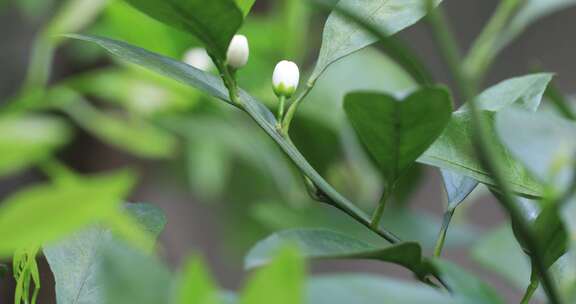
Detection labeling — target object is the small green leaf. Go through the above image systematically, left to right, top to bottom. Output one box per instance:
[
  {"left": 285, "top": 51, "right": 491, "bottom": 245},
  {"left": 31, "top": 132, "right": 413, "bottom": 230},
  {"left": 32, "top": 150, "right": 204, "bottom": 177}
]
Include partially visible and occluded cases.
[
  {"left": 122, "top": 0, "right": 243, "bottom": 59},
  {"left": 311, "top": 0, "right": 442, "bottom": 80},
  {"left": 344, "top": 88, "right": 452, "bottom": 187},
  {"left": 0, "top": 114, "right": 72, "bottom": 177},
  {"left": 0, "top": 170, "right": 135, "bottom": 258},
  {"left": 43, "top": 203, "right": 166, "bottom": 304},
  {"left": 533, "top": 206, "right": 568, "bottom": 269},
  {"left": 246, "top": 229, "right": 426, "bottom": 276},
  {"left": 240, "top": 246, "right": 305, "bottom": 304},
  {"left": 176, "top": 256, "right": 221, "bottom": 304},
  {"left": 428, "top": 259, "right": 505, "bottom": 304},
  {"left": 307, "top": 274, "right": 459, "bottom": 304}
]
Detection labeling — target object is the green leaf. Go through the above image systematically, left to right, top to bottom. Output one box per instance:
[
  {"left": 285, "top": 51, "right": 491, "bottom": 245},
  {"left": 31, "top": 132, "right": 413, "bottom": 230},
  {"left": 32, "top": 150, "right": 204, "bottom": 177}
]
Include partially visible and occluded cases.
[
  {"left": 122, "top": 0, "right": 243, "bottom": 59},
  {"left": 311, "top": 0, "right": 442, "bottom": 81},
  {"left": 432, "top": 74, "right": 553, "bottom": 200},
  {"left": 344, "top": 88, "right": 452, "bottom": 187},
  {"left": 61, "top": 97, "right": 178, "bottom": 159},
  {"left": 496, "top": 107, "right": 576, "bottom": 191},
  {"left": 420, "top": 110, "right": 543, "bottom": 197},
  {"left": 0, "top": 114, "right": 72, "bottom": 177},
  {"left": 0, "top": 170, "right": 135, "bottom": 258},
  {"left": 43, "top": 203, "right": 166, "bottom": 304},
  {"left": 246, "top": 229, "right": 426, "bottom": 276},
  {"left": 97, "top": 241, "right": 172, "bottom": 304},
  {"left": 240, "top": 246, "right": 305, "bottom": 304},
  {"left": 176, "top": 256, "right": 221, "bottom": 304},
  {"left": 428, "top": 259, "right": 505, "bottom": 304},
  {"left": 307, "top": 274, "right": 459, "bottom": 304}
]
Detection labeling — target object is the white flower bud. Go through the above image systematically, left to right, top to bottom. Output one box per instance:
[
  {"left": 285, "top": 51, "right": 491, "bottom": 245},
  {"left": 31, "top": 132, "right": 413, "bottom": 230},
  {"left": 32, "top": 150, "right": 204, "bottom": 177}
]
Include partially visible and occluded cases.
[
  {"left": 226, "top": 35, "right": 249, "bottom": 69},
  {"left": 183, "top": 48, "right": 213, "bottom": 71},
  {"left": 273, "top": 60, "right": 300, "bottom": 98}
]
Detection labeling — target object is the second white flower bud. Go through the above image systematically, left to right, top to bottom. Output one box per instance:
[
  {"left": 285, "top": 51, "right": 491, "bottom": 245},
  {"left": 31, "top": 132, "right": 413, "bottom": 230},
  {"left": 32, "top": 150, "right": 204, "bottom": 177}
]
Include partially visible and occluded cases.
[
  {"left": 226, "top": 35, "right": 249, "bottom": 69},
  {"left": 272, "top": 60, "right": 300, "bottom": 98}
]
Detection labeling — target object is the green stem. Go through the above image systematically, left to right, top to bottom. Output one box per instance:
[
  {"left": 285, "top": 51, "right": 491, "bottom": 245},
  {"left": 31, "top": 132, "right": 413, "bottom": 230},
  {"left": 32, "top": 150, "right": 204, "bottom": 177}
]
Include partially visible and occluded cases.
[
  {"left": 426, "top": 0, "right": 475, "bottom": 101},
  {"left": 463, "top": 0, "right": 523, "bottom": 85},
  {"left": 427, "top": 2, "right": 561, "bottom": 302},
  {"left": 219, "top": 65, "right": 400, "bottom": 244},
  {"left": 282, "top": 78, "right": 316, "bottom": 134},
  {"left": 545, "top": 81, "right": 576, "bottom": 121},
  {"left": 277, "top": 95, "right": 287, "bottom": 128},
  {"left": 371, "top": 186, "right": 392, "bottom": 229},
  {"left": 433, "top": 209, "right": 455, "bottom": 257},
  {"left": 520, "top": 269, "right": 540, "bottom": 304}
]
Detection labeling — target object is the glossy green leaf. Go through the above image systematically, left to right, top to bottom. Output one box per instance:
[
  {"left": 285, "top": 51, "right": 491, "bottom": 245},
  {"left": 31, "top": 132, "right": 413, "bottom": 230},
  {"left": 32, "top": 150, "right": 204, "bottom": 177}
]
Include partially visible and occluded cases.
[
  {"left": 122, "top": 0, "right": 243, "bottom": 58},
  {"left": 311, "top": 0, "right": 442, "bottom": 80},
  {"left": 69, "top": 34, "right": 393, "bottom": 240},
  {"left": 432, "top": 74, "right": 553, "bottom": 200},
  {"left": 344, "top": 88, "right": 452, "bottom": 187},
  {"left": 62, "top": 98, "right": 178, "bottom": 159},
  {"left": 496, "top": 107, "right": 576, "bottom": 191},
  {"left": 420, "top": 110, "right": 543, "bottom": 197},
  {"left": 0, "top": 114, "right": 72, "bottom": 177},
  {"left": 0, "top": 170, "right": 135, "bottom": 258},
  {"left": 43, "top": 203, "right": 166, "bottom": 304},
  {"left": 246, "top": 229, "right": 426, "bottom": 276},
  {"left": 97, "top": 241, "right": 172, "bottom": 304},
  {"left": 240, "top": 246, "right": 305, "bottom": 304},
  {"left": 176, "top": 256, "right": 221, "bottom": 304},
  {"left": 429, "top": 259, "right": 505, "bottom": 304},
  {"left": 307, "top": 274, "right": 459, "bottom": 304}
]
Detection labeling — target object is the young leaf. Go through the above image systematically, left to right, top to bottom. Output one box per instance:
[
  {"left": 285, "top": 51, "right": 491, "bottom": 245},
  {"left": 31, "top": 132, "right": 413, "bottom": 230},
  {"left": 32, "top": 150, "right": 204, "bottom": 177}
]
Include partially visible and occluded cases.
[
  {"left": 121, "top": 0, "right": 244, "bottom": 59},
  {"left": 311, "top": 0, "right": 442, "bottom": 80},
  {"left": 344, "top": 88, "right": 452, "bottom": 188},
  {"left": 0, "top": 114, "right": 71, "bottom": 177},
  {"left": 0, "top": 170, "right": 135, "bottom": 258},
  {"left": 43, "top": 203, "right": 166, "bottom": 304},
  {"left": 533, "top": 206, "right": 568, "bottom": 269},
  {"left": 246, "top": 229, "right": 426, "bottom": 276},
  {"left": 240, "top": 246, "right": 305, "bottom": 304},
  {"left": 176, "top": 256, "right": 222, "bottom": 304},
  {"left": 307, "top": 274, "right": 458, "bottom": 304}
]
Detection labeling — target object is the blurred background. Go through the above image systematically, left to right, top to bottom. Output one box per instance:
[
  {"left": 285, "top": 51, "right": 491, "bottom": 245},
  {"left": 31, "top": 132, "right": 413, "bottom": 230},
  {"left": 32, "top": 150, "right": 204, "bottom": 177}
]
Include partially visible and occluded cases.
[{"left": 0, "top": 0, "right": 574, "bottom": 303}]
